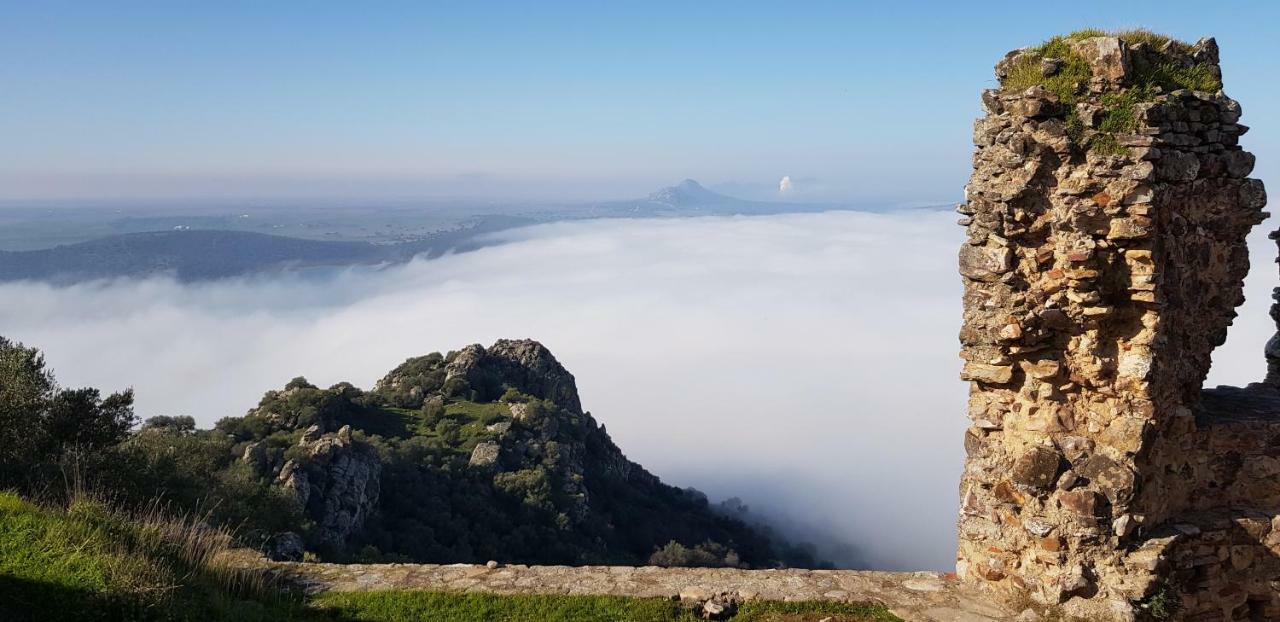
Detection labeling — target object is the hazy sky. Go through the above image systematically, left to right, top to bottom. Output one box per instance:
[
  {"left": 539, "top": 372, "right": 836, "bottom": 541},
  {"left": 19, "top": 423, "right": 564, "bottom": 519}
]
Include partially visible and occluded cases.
[
  {"left": 2, "top": 1, "right": 1277, "bottom": 202},
  {"left": 1, "top": 211, "right": 1276, "bottom": 569}
]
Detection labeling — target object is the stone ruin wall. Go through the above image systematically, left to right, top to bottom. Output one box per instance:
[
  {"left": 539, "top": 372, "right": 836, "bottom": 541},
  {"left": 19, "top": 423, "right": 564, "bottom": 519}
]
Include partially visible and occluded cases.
[{"left": 957, "top": 34, "right": 1272, "bottom": 621}]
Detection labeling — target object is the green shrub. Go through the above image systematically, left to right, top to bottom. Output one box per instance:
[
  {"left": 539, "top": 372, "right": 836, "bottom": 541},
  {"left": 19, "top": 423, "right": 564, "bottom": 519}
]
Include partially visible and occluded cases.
[
  {"left": 999, "top": 29, "right": 1221, "bottom": 154},
  {"left": 0, "top": 337, "right": 137, "bottom": 490},
  {"left": 647, "top": 539, "right": 743, "bottom": 568}
]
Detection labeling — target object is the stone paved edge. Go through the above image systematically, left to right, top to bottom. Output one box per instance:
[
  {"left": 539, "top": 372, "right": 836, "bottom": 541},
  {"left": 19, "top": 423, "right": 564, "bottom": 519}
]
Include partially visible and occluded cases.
[{"left": 223, "top": 555, "right": 1016, "bottom": 622}]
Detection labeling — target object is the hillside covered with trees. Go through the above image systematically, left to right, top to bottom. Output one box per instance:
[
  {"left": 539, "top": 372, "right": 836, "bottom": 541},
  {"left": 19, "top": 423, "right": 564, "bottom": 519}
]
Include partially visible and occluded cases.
[{"left": 0, "top": 336, "right": 822, "bottom": 570}]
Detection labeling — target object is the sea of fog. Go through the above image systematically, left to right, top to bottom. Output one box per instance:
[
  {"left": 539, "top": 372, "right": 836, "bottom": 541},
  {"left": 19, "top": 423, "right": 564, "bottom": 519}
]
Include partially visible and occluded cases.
[{"left": 1, "top": 210, "right": 1275, "bottom": 571}]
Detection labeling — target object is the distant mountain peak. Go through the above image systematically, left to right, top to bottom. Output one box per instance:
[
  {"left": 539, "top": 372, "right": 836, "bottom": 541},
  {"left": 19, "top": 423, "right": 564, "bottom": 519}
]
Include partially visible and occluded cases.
[{"left": 646, "top": 179, "right": 731, "bottom": 206}]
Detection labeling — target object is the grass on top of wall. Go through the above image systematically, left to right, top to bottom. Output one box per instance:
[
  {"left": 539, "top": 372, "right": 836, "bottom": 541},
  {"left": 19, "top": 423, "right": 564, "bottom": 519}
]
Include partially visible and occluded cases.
[
  {"left": 999, "top": 28, "right": 1221, "bottom": 155},
  {"left": 311, "top": 590, "right": 903, "bottom": 622}
]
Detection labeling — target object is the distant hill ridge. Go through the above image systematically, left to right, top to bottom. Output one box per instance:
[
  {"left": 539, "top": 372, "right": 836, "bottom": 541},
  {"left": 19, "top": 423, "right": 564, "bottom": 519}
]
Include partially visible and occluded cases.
[
  {"left": 646, "top": 179, "right": 736, "bottom": 206},
  {"left": 0, "top": 181, "right": 894, "bottom": 283},
  {"left": 0, "top": 217, "right": 526, "bottom": 283}
]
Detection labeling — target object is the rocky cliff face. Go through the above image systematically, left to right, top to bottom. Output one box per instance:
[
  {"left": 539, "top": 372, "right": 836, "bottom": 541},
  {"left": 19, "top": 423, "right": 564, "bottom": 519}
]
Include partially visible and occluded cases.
[
  {"left": 225, "top": 339, "right": 792, "bottom": 568},
  {"left": 442, "top": 339, "right": 584, "bottom": 414},
  {"left": 274, "top": 425, "right": 381, "bottom": 550}
]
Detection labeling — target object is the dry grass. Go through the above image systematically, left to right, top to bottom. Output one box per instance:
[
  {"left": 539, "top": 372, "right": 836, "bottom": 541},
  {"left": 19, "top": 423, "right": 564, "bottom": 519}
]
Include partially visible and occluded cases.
[{"left": 0, "top": 488, "right": 287, "bottom": 620}]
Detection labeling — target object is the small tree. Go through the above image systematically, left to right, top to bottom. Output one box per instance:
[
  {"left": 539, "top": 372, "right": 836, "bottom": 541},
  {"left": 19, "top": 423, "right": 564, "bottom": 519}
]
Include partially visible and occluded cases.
[
  {"left": 0, "top": 336, "right": 137, "bottom": 489},
  {"left": 0, "top": 337, "right": 55, "bottom": 476},
  {"left": 140, "top": 415, "right": 197, "bottom": 436}
]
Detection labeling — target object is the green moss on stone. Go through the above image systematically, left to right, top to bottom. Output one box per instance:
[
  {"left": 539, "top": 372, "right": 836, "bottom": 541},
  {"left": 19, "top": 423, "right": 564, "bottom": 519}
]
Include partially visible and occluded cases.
[{"left": 999, "top": 29, "right": 1221, "bottom": 155}]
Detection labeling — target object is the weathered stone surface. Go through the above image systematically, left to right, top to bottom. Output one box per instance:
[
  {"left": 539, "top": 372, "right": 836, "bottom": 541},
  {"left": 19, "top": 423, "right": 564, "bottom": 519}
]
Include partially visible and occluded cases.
[
  {"left": 958, "top": 32, "right": 1270, "bottom": 622},
  {"left": 1070, "top": 36, "right": 1129, "bottom": 82},
  {"left": 959, "top": 245, "right": 1013, "bottom": 282},
  {"left": 445, "top": 339, "right": 583, "bottom": 413},
  {"left": 960, "top": 362, "right": 1014, "bottom": 384},
  {"left": 276, "top": 424, "right": 381, "bottom": 548},
  {"left": 242, "top": 441, "right": 270, "bottom": 475},
  {"left": 469, "top": 441, "right": 501, "bottom": 468},
  {"left": 1010, "top": 446, "right": 1062, "bottom": 492},
  {"left": 1057, "top": 489, "right": 1100, "bottom": 518},
  {"left": 265, "top": 531, "right": 306, "bottom": 562},
  {"left": 225, "top": 556, "right": 1016, "bottom": 622}
]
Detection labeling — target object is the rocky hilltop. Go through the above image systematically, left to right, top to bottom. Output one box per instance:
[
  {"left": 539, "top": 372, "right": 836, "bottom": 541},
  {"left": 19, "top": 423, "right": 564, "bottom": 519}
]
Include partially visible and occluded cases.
[{"left": 217, "top": 339, "right": 813, "bottom": 568}]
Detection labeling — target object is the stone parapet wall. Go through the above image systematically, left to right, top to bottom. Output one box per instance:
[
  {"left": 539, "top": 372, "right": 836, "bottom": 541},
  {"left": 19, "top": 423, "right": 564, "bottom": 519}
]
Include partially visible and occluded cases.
[
  {"left": 957, "top": 32, "right": 1269, "bottom": 621},
  {"left": 237, "top": 559, "right": 1013, "bottom": 622}
]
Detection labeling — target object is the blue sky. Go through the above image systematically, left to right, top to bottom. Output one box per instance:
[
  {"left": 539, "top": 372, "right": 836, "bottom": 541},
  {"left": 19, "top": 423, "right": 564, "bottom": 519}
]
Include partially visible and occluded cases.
[{"left": 1, "top": 1, "right": 1276, "bottom": 203}]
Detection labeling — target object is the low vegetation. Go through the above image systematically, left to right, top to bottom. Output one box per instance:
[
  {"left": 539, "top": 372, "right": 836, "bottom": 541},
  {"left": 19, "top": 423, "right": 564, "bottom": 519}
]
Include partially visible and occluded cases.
[
  {"left": 999, "top": 28, "right": 1221, "bottom": 155},
  {"left": 0, "top": 335, "right": 844, "bottom": 619},
  {"left": 0, "top": 491, "right": 298, "bottom": 622},
  {"left": 0, "top": 493, "right": 894, "bottom": 621},
  {"left": 313, "top": 592, "right": 900, "bottom": 621}
]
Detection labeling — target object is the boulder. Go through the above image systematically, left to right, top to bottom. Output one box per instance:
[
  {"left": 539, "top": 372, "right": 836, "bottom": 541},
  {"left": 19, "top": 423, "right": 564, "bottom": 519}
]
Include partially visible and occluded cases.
[
  {"left": 1070, "top": 36, "right": 1129, "bottom": 82},
  {"left": 242, "top": 441, "right": 269, "bottom": 475},
  {"left": 470, "top": 441, "right": 501, "bottom": 468},
  {"left": 265, "top": 531, "right": 306, "bottom": 562}
]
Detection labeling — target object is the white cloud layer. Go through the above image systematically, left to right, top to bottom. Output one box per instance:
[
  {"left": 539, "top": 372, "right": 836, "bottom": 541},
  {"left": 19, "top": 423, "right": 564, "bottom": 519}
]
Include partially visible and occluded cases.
[{"left": 1, "top": 210, "right": 1275, "bottom": 571}]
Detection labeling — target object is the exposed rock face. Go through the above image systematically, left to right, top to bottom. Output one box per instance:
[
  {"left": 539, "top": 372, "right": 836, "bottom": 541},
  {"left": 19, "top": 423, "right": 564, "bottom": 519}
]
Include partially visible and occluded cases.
[
  {"left": 959, "top": 33, "right": 1271, "bottom": 620},
  {"left": 231, "top": 338, "right": 785, "bottom": 567},
  {"left": 444, "top": 339, "right": 584, "bottom": 413},
  {"left": 276, "top": 425, "right": 382, "bottom": 550},
  {"left": 468, "top": 441, "right": 501, "bottom": 468},
  {"left": 265, "top": 531, "right": 306, "bottom": 562}
]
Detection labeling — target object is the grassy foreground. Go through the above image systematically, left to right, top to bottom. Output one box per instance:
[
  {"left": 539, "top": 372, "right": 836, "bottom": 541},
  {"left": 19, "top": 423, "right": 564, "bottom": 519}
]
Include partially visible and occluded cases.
[
  {"left": 0, "top": 491, "right": 899, "bottom": 621},
  {"left": 312, "top": 592, "right": 901, "bottom": 621}
]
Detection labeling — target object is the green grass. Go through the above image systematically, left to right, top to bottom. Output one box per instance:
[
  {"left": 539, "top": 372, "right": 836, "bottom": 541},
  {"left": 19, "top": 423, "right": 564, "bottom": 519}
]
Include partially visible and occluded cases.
[
  {"left": 998, "top": 28, "right": 1221, "bottom": 155},
  {"left": 1063, "top": 28, "right": 1189, "bottom": 52},
  {"left": 999, "top": 35, "right": 1091, "bottom": 102},
  {"left": 1138, "top": 60, "right": 1220, "bottom": 92},
  {"left": 337, "top": 400, "right": 510, "bottom": 448},
  {"left": 444, "top": 400, "right": 513, "bottom": 425},
  {"left": 337, "top": 406, "right": 420, "bottom": 439},
  {"left": 0, "top": 491, "right": 304, "bottom": 621},
  {"left": 1, "top": 491, "right": 900, "bottom": 621},
  {"left": 312, "top": 591, "right": 901, "bottom": 622},
  {"left": 313, "top": 592, "right": 691, "bottom": 621},
  {"left": 734, "top": 600, "right": 902, "bottom": 621}
]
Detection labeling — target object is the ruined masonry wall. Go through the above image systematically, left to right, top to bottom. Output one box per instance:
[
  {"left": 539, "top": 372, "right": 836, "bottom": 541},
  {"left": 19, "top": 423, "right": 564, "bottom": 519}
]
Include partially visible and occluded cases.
[{"left": 957, "top": 34, "right": 1269, "bottom": 621}]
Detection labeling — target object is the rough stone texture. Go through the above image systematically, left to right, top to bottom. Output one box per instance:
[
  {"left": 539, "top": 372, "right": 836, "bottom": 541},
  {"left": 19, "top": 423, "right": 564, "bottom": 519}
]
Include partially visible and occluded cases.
[
  {"left": 958, "top": 35, "right": 1270, "bottom": 620},
  {"left": 445, "top": 339, "right": 584, "bottom": 413},
  {"left": 276, "top": 424, "right": 382, "bottom": 549},
  {"left": 468, "top": 441, "right": 501, "bottom": 468},
  {"left": 265, "top": 531, "right": 306, "bottom": 562},
  {"left": 235, "top": 558, "right": 1014, "bottom": 622}
]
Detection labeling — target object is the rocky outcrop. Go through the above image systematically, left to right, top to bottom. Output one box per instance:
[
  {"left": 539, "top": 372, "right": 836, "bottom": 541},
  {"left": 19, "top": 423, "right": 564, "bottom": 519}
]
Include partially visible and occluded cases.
[
  {"left": 959, "top": 31, "right": 1270, "bottom": 620},
  {"left": 224, "top": 338, "right": 784, "bottom": 568},
  {"left": 444, "top": 339, "right": 584, "bottom": 413},
  {"left": 275, "top": 425, "right": 381, "bottom": 550}
]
